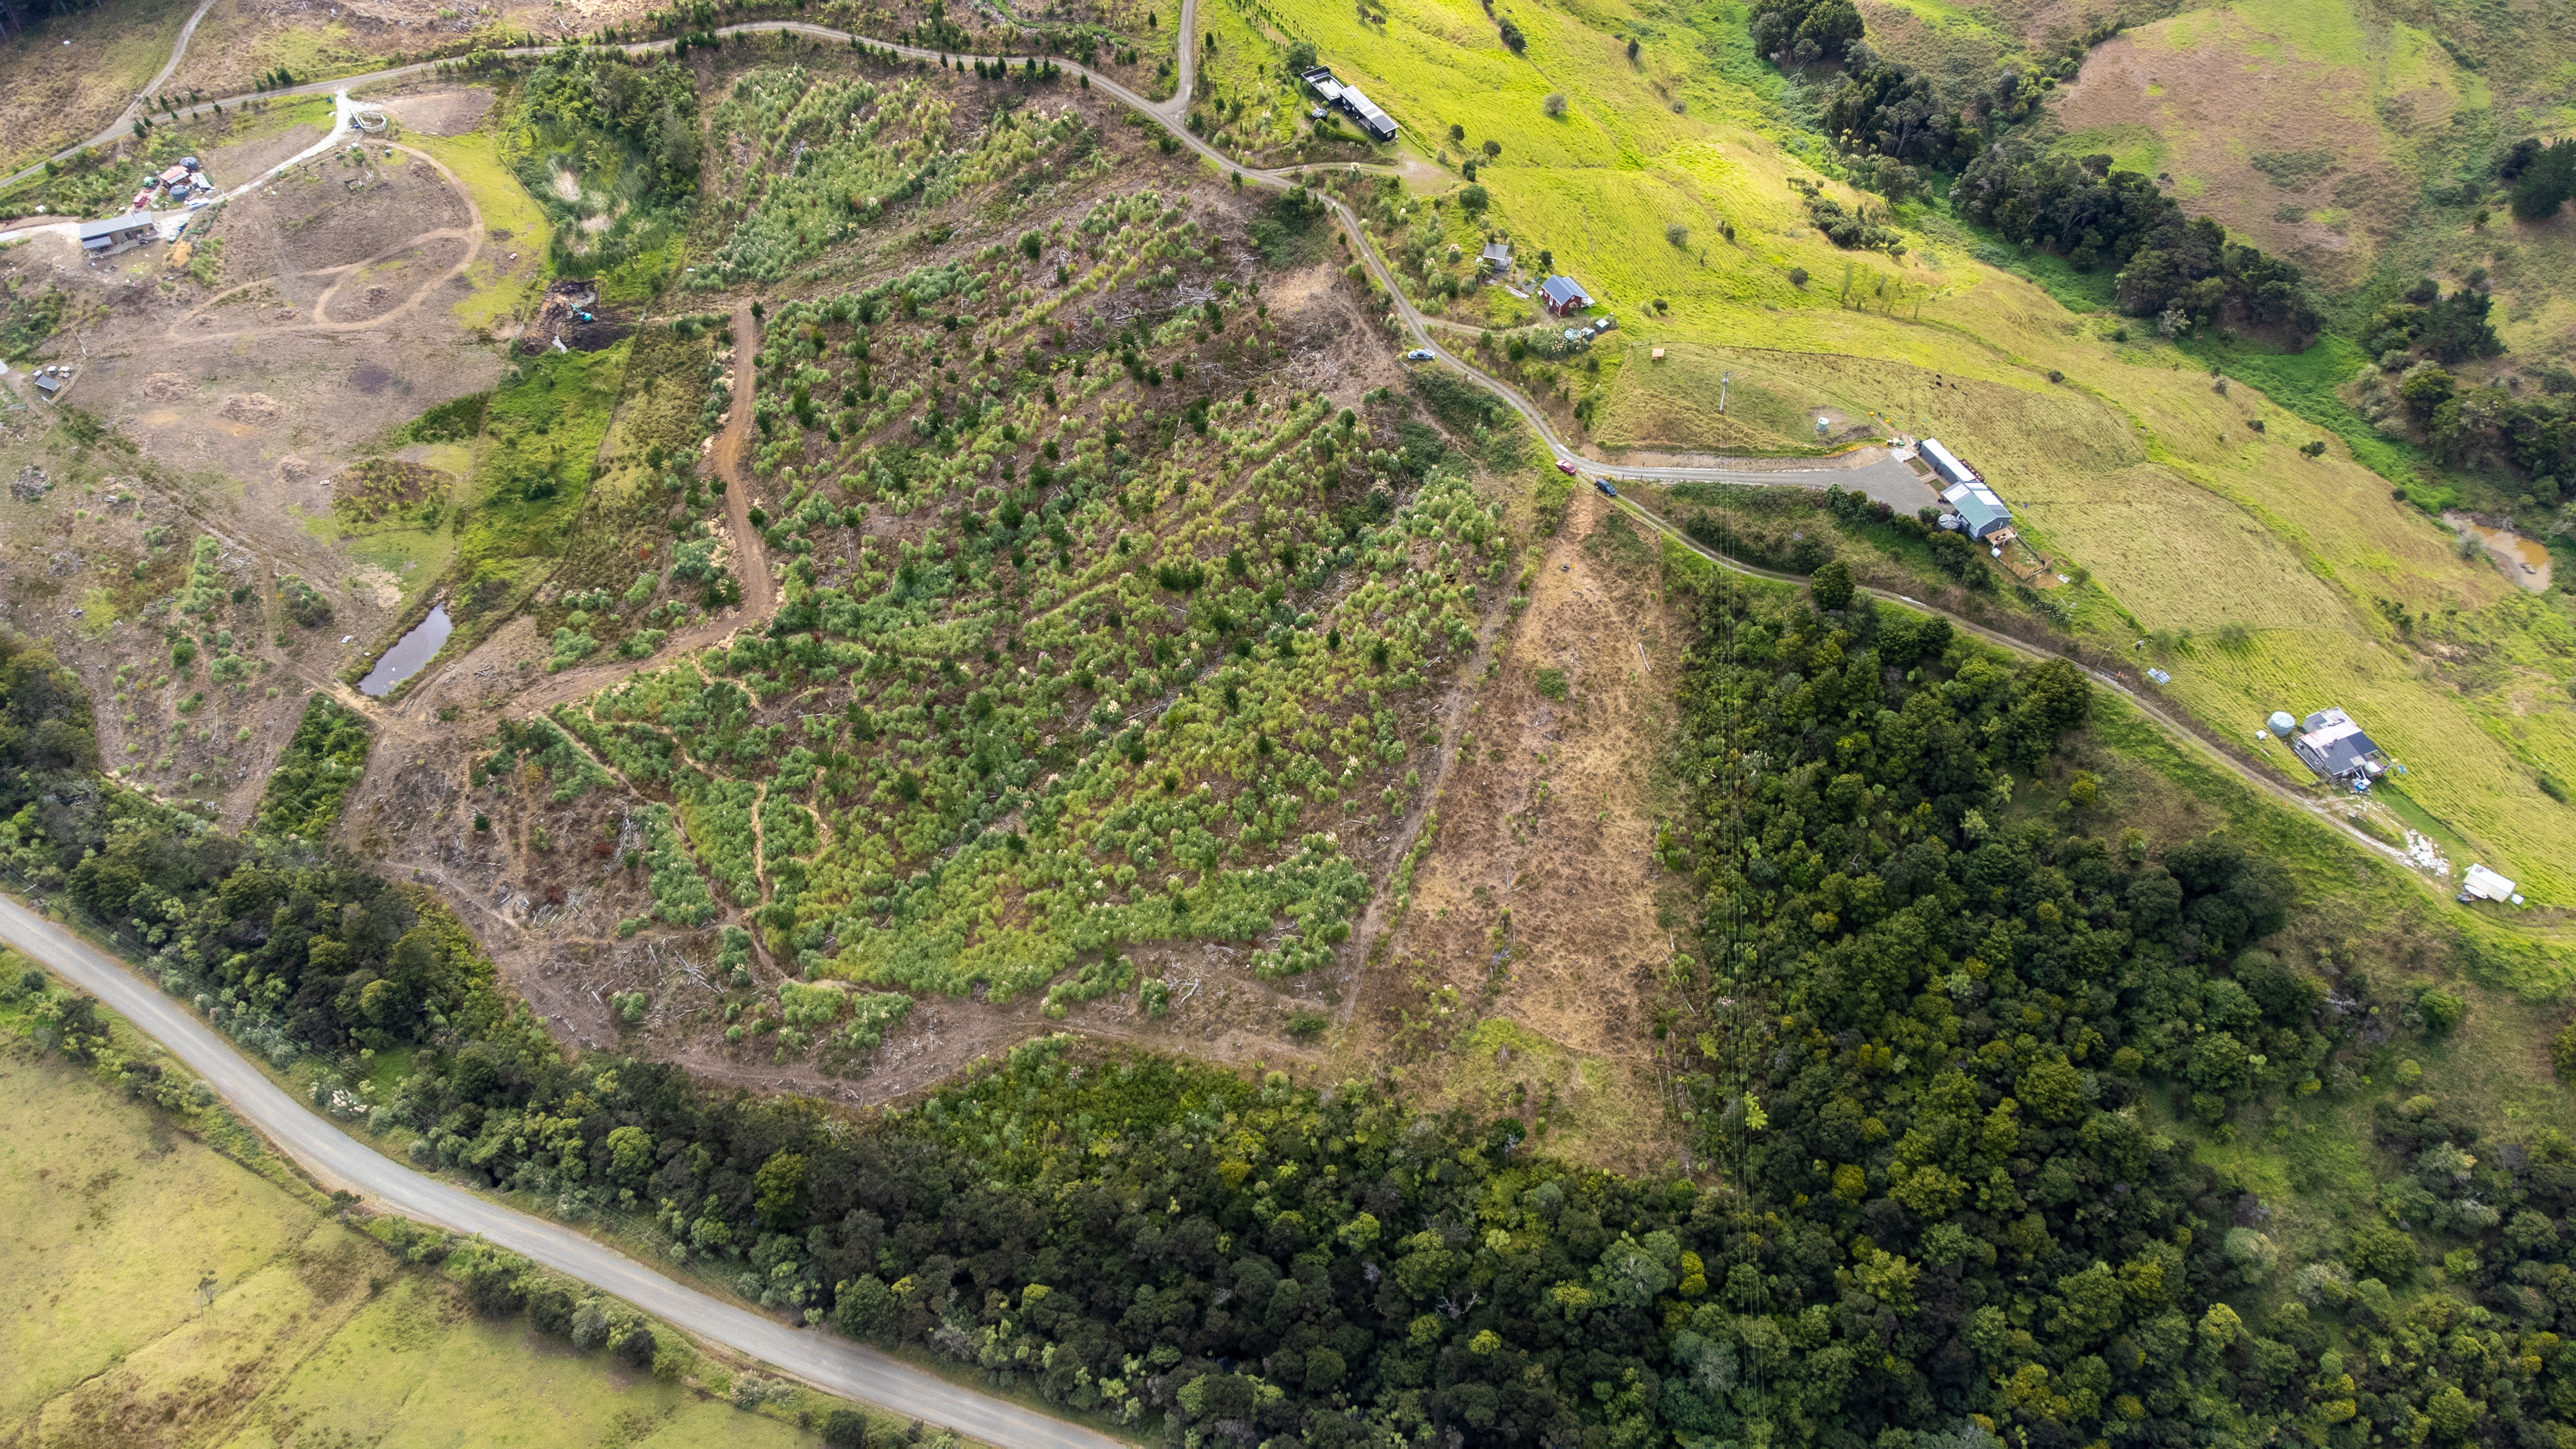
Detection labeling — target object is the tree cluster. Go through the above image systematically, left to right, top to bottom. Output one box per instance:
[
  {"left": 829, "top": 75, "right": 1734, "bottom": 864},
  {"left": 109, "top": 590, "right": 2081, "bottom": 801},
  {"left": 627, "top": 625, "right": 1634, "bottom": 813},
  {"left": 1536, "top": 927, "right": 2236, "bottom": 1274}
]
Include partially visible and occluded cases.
[
  {"left": 1749, "top": 0, "right": 1864, "bottom": 65},
  {"left": 1820, "top": 48, "right": 1982, "bottom": 174},
  {"left": 2503, "top": 138, "right": 2576, "bottom": 224},
  {"left": 1956, "top": 143, "right": 2318, "bottom": 337},
  {"left": 2361, "top": 276, "right": 2503, "bottom": 368},
  {"left": 2374, "top": 361, "right": 2576, "bottom": 489},
  {"left": 1667, "top": 585, "right": 2576, "bottom": 1448},
  {"left": 1, "top": 630, "right": 498, "bottom": 1064},
  {"left": 252, "top": 694, "right": 374, "bottom": 839},
  {"left": 380, "top": 1030, "right": 1738, "bottom": 1446}
]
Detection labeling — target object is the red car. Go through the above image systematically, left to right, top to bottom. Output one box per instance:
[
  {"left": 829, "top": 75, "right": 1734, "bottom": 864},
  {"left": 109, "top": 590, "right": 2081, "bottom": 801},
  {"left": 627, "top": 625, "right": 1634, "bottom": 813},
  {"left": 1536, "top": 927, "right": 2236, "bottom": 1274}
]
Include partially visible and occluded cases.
[{"left": 1555, "top": 460, "right": 1578, "bottom": 477}]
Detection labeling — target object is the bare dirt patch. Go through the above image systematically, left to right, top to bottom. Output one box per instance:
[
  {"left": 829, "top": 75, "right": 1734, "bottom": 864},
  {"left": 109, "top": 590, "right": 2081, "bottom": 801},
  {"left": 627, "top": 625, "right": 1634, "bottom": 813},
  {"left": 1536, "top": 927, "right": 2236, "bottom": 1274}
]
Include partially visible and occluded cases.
[
  {"left": 2052, "top": 19, "right": 2433, "bottom": 289},
  {"left": 381, "top": 88, "right": 496, "bottom": 137},
  {"left": 203, "top": 123, "right": 331, "bottom": 190},
  {"left": 317, "top": 237, "right": 469, "bottom": 323},
  {"left": 218, "top": 392, "right": 285, "bottom": 425},
  {"left": 1349, "top": 489, "right": 1696, "bottom": 1176}
]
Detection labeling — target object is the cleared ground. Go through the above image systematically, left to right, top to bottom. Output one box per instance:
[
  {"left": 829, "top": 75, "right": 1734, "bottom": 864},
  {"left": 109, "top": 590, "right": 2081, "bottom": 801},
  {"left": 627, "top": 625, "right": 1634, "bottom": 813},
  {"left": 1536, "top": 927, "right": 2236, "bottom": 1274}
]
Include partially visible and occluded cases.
[{"left": 1347, "top": 486, "right": 1696, "bottom": 1176}]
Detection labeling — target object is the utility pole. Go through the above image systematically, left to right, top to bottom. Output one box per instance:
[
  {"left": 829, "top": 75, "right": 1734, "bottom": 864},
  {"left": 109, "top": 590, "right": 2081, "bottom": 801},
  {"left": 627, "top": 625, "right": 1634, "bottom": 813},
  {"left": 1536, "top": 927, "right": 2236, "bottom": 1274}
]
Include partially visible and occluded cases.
[{"left": 1719, "top": 372, "right": 1728, "bottom": 415}]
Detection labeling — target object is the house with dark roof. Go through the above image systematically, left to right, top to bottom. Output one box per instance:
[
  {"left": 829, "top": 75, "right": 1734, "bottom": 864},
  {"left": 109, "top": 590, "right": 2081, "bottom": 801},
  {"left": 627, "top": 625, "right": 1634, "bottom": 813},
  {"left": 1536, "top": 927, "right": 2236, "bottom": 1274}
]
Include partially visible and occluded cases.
[
  {"left": 1298, "top": 68, "right": 1398, "bottom": 142},
  {"left": 1538, "top": 275, "right": 1591, "bottom": 316},
  {"left": 2289, "top": 708, "right": 2390, "bottom": 786}
]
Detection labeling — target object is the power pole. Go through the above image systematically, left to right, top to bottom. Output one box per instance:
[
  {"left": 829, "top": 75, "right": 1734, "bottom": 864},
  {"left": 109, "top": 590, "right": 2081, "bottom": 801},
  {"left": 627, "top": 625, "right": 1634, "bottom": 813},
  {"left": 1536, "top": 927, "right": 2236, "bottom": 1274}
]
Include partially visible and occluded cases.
[{"left": 1719, "top": 372, "right": 1728, "bottom": 415}]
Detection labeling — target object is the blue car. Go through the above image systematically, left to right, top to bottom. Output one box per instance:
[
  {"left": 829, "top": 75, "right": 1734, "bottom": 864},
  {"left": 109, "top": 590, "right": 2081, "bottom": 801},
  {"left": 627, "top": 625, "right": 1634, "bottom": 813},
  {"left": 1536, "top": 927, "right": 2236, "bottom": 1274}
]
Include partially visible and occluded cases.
[
  {"left": 1403, "top": 348, "right": 1435, "bottom": 362},
  {"left": 1594, "top": 479, "right": 1618, "bottom": 498}
]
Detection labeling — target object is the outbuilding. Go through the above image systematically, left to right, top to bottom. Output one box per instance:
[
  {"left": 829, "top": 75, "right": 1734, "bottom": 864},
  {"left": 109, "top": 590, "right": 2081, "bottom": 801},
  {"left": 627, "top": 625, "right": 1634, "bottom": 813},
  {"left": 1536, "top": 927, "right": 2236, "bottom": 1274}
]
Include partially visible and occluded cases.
[
  {"left": 78, "top": 213, "right": 157, "bottom": 254},
  {"left": 1479, "top": 240, "right": 1512, "bottom": 272},
  {"left": 1538, "top": 274, "right": 1591, "bottom": 316},
  {"left": 1918, "top": 437, "right": 1980, "bottom": 489},
  {"left": 2459, "top": 863, "right": 2517, "bottom": 904}
]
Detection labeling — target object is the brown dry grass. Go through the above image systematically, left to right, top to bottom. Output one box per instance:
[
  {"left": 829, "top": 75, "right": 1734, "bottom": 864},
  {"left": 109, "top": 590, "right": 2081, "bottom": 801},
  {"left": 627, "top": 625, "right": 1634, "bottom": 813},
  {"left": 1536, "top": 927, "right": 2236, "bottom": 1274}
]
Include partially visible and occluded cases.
[
  {"left": 0, "top": 0, "right": 199, "bottom": 176},
  {"left": 2049, "top": 10, "right": 2445, "bottom": 290},
  {"left": 1348, "top": 486, "right": 1696, "bottom": 1177}
]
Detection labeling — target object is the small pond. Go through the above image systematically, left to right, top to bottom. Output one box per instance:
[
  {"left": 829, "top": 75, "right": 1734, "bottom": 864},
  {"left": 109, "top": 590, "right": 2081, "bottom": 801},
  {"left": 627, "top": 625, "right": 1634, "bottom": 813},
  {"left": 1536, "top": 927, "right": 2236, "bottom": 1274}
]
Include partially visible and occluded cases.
[
  {"left": 2445, "top": 512, "right": 2553, "bottom": 593},
  {"left": 357, "top": 605, "right": 451, "bottom": 697}
]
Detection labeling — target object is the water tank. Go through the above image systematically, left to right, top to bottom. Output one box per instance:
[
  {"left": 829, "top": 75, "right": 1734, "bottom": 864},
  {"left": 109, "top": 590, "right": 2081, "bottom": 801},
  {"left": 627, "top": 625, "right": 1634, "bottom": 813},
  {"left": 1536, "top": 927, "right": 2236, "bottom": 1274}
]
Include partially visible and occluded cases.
[{"left": 2268, "top": 711, "right": 2296, "bottom": 738}]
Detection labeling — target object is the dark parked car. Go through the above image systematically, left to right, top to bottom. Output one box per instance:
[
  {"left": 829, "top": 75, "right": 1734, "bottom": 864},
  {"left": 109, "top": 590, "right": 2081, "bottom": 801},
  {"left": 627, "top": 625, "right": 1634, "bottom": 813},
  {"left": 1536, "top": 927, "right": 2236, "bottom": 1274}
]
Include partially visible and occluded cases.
[{"left": 1594, "top": 479, "right": 1618, "bottom": 497}]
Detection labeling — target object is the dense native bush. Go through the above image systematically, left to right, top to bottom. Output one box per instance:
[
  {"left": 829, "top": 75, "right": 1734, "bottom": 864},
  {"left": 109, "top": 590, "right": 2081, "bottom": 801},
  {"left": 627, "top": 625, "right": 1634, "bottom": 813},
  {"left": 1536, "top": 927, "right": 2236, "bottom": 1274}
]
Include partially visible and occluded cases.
[
  {"left": 1748, "top": 0, "right": 1863, "bottom": 64},
  {"left": 1793, "top": 8, "right": 2311, "bottom": 338},
  {"left": 1819, "top": 48, "right": 1978, "bottom": 173},
  {"left": 2360, "top": 278, "right": 2504, "bottom": 366},
  {"left": 1666, "top": 585, "right": 2576, "bottom": 1447},
  {"left": 2, "top": 631, "right": 500, "bottom": 1063},
  {"left": 388, "top": 1031, "right": 1732, "bottom": 1446}
]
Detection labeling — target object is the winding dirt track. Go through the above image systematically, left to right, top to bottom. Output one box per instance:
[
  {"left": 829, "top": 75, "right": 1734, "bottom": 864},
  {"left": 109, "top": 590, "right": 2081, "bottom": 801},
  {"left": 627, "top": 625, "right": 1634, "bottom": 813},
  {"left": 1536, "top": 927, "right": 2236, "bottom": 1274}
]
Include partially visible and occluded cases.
[
  {"left": 0, "top": 11, "right": 2528, "bottom": 1442},
  {"left": 62, "top": 15, "right": 2442, "bottom": 998},
  {"left": 166, "top": 139, "right": 485, "bottom": 344},
  {"left": 716, "top": 306, "right": 776, "bottom": 618},
  {"left": 0, "top": 893, "right": 1128, "bottom": 1449}
]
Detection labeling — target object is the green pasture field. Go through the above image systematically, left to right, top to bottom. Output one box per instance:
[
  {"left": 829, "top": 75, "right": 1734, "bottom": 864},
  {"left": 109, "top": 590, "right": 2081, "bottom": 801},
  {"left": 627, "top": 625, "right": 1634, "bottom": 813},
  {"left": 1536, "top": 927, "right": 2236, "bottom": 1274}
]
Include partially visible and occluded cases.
[
  {"left": 1251, "top": 0, "right": 2576, "bottom": 906},
  {"left": 405, "top": 129, "right": 554, "bottom": 332},
  {"left": 452, "top": 343, "right": 631, "bottom": 606},
  {"left": 0, "top": 961, "right": 902, "bottom": 1448},
  {"left": 0, "top": 1038, "right": 318, "bottom": 1423}
]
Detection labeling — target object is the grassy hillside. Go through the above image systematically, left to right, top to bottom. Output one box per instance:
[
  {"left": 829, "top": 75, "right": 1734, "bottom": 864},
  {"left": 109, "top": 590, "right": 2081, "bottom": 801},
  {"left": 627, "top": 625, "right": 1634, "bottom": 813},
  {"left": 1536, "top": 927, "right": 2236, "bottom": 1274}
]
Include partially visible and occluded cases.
[
  {"left": 1244, "top": 0, "right": 2576, "bottom": 908},
  {"left": 1859, "top": 0, "right": 2576, "bottom": 337},
  {"left": 0, "top": 960, "right": 900, "bottom": 1449}
]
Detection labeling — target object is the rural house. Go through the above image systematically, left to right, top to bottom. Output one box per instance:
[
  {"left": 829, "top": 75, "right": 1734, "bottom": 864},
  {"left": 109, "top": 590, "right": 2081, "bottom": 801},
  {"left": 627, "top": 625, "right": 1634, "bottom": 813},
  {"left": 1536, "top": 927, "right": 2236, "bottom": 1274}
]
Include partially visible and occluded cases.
[
  {"left": 1298, "top": 68, "right": 1399, "bottom": 142},
  {"left": 78, "top": 214, "right": 158, "bottom": 254},
  {"left": 1479, "top": 240, "right": 1512, "bottom": 272},
  {"left": 1539, "top": 275, "right": 1591, "bottom": 316},
  {"left": 1940, "top": 479, "right": 2014, "bottom": 540},
  {"left": 2288, "top": 707, "right": 2390, "bottom": 788}
]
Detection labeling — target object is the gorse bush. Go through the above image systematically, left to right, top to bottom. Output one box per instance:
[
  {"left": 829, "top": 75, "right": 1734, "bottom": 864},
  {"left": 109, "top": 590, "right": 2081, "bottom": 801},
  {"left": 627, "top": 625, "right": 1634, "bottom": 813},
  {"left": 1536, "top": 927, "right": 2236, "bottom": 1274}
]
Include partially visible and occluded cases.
[
  {"left": 519, "top": 223, "right": 1513, "bottom": 1027},
  {"left": 253, "top": 694, "right": 371, "bottom": 838}
]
